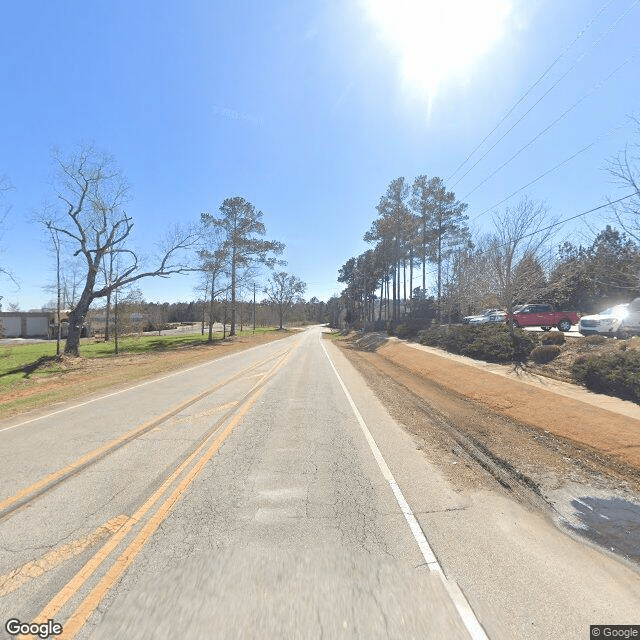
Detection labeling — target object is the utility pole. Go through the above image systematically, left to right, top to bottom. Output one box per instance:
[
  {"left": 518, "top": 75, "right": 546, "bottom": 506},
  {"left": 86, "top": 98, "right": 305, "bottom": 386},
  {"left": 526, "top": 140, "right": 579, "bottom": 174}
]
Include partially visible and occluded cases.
[
  {"left": 47, "top": 226, "right": 62, "bottom": 355},
  {"left": 55, "top": 232, "right": 61, "bottom": 355},
  {"left": 363, "top": 271, "right": 367, "bottom": 334},
  {"left": 253, "top": 283, "right": 256, "bottom": 334},
  {"left": 114, "top": 286, "right": 119, "bottom": 355},
  {"left": 223, "top": 297, "right": 227, "bottom": 339}
]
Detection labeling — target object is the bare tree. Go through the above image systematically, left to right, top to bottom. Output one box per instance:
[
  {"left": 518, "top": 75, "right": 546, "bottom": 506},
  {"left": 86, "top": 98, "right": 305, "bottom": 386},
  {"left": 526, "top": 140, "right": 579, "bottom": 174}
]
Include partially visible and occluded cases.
[
  {"left": 607, "top": 118, "right": 640, "bottom": 244},
  {"left": 43, "top": 145, "right": 199, "bottom": 356},
  {"left": 0, "top": 175, "right": 17, "bottom": 286},
  {"left": 488, "top": 197, "right": 556, "bottom": 327},
  {"left": 444, "top": 238, "right": 500, "bottom": 317},
  {"left": 101, "top": 248, "right": 116, "bottom": 341},
  {"left": 45, "top": 251, "right": 83, "bottom": 313},
  {"left": 61, "top": 258, "right": 83, "bottom": 309},
  {"left": 264, "top": 272, "right": 306, "bottom": 329},
  {"left": 112, "top": 287, "right": 145, "bottom": 353},
  {"left": 147, "top": 302, "right": 170, "bottom": 335}
]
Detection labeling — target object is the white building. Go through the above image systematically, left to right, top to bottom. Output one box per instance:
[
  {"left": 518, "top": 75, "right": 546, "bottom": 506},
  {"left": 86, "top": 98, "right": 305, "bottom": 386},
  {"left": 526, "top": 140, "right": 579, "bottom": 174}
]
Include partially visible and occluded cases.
[{"left": 0, "top": 312, "right": 53, "bottom": 338}]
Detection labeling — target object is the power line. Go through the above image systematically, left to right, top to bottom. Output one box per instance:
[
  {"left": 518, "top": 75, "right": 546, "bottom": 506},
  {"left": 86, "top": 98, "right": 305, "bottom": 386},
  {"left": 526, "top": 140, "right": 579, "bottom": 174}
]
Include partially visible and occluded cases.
[
  {"left": 446, "top": 0, "right": 617, "bottom": 183},
  {"left": 447, "top": 0, "right": 640, "bottom": 187},
  {"left": 462, "top": 49, "right": 639, "bottom": 200},
  {"left": 450, "top": 65, "right": 581, "bottom": 190},
  {"left": 469, "top": 118, "right": 632, "bottom": 223},
  {"left": 513, "top": 192, "right": 637, "bottom": 244},
  {"left": 383, "top": 193, "right": 638, "bottom": 285}
]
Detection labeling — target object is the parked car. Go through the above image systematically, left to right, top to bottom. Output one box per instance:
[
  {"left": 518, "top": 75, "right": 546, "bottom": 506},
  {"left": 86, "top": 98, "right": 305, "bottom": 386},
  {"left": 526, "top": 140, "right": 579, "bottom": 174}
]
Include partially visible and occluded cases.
[
  {"left": 579, "top": 299, "right": 640, "bottom": 337},
  {"left": 509, "top": 303, "right": 579, "bottom": 332},
  {"left": 462, "top": 309, "right": 506, "bottom": 325}
]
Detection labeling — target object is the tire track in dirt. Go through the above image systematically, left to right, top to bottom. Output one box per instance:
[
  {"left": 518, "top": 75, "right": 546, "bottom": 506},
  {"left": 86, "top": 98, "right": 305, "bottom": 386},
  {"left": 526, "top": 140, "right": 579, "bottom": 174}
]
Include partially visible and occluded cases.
[{"left": 334, "top": 337, "right": 640, "bottom": 565}]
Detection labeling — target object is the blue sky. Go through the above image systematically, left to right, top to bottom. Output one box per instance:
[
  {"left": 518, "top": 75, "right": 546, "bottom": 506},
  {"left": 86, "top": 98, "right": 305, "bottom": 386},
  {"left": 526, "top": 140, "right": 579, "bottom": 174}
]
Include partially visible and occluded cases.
[{"left": 1, "top": 0, "right": 639, "bottom": 310}]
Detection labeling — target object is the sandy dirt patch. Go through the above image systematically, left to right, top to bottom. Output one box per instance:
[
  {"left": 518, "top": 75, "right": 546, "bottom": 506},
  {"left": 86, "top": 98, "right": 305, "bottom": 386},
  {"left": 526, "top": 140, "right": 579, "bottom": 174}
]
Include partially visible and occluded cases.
[
  {"left": 333, "top": 332, "right": 640, "bottom": 565},
  {"left": 377, "top": 340, "right": 640, "bottom": 469}
]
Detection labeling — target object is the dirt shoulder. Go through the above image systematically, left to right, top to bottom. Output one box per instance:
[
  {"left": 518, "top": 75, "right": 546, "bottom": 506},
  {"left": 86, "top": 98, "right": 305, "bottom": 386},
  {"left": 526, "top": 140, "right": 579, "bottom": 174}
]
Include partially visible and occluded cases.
[
  {"left": 0, "top": 331, "right": 293, "bottom": 420},
  {"left": 332, "top": 332, "right": 640, "bottom": 565},
  {"left": 382, "top": 339, "right": 640, "bottom": 469},
  {"left": 403, "top": 340, "right": 640, "bottom": 419}
]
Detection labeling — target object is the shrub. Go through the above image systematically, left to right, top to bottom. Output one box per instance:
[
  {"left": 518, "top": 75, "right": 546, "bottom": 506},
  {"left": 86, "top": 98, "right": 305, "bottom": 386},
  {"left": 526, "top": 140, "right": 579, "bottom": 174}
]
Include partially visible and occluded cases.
[
  {"left": 386, "top": 318, "right": 432, "bottom": 338},
  {"left": 369, "top": 320, "right": 387, "bottom": 332},
  {"left": 385, "top": 320, "right": 394, "bottom": 336},
  {"left": 141, "top": 321, "right": 171, "bottom": 333},
  {"left": 394, "top": 324, "right": 409, "bottom": 339},
  {"left": 419, "top": 324, "right": 537, "bottom": 363},
  {"left": 419, "top": 324, "right": 474, "bottom": 354},
  {"left": 541, "top": 332, "right": 565, "bottom": 345},
  {"left": 577, "top": 334, "right": 609, "bottom": 353},
  {"left": 531, "top": 344, "right": 562, "bottom": 364},
  {"left": 572, "top": 351, "right": 640, "bottom": 403}
]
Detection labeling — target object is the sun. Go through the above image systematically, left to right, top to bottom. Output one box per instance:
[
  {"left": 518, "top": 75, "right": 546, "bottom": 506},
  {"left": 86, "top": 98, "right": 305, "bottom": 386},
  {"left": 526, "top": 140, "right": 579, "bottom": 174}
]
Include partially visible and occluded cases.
[{"left": 363, "top": 0, "right": 513, "bottom": 109}]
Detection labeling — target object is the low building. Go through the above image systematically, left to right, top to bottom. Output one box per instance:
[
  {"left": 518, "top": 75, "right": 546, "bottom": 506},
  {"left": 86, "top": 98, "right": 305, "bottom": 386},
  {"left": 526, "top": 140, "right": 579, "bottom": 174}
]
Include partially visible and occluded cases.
[
  {"left": 0, "top": 310, "right": 92, "bottom": 339},
  {"left": 0, "top": 312, "right": 54, "bottom": 338}
]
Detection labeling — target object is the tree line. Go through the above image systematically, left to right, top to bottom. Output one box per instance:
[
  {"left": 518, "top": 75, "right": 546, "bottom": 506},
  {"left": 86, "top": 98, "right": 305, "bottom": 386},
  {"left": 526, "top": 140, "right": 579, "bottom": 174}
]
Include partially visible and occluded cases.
[
  {"left": 336, "top": 126, "right": 640, "bottom": 329},
  {"left": 1, "top": 145, "right": 309, "bottom": 355},
  {"left": 84, "top": 295, "right": 328, "bottom": 337}
]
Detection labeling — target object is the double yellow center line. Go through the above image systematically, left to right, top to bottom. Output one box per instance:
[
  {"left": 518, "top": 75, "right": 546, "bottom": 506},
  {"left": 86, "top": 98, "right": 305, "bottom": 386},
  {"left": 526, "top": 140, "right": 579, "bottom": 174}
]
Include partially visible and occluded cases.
[
  {"left": 23, "top": 344, "right": 294, "bottom": 640},
  {"left": 0, "top": 349, "right": 287, "bottom": 521}
]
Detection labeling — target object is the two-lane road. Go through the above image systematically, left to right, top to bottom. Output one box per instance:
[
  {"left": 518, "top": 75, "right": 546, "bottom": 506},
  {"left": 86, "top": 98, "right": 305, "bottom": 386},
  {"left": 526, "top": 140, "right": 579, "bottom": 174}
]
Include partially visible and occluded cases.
[{"left": 1, "top": 326, "right": 639, "bottom": 639}]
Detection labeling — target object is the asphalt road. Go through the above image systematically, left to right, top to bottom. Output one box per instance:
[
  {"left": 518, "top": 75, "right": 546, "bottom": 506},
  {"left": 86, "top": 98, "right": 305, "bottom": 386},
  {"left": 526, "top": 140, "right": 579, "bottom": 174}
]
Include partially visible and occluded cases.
[{"left": 0, "top": 326, "right": 638, "bottom": 639}]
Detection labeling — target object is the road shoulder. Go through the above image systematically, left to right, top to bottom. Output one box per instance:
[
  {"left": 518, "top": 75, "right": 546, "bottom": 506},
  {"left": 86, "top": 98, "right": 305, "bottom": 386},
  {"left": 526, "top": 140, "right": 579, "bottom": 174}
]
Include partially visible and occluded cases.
[
  {"left": 322, "top": 335, "right": 640, "bottom": 639},
  {"left": 373, "top": 338, "right": 640, "bottom": 470}
]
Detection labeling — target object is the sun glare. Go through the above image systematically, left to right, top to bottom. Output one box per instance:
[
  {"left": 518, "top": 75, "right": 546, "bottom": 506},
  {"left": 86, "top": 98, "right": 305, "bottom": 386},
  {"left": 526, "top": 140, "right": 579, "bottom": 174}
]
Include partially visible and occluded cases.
[{"left": 363, "top": 0, "right": 513, "bottom": 110}]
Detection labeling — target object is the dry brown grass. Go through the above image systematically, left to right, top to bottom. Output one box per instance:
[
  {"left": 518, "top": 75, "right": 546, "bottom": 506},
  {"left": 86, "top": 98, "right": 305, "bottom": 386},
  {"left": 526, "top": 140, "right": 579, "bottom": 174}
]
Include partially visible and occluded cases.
[{"left": 529, "top": 335, "right": 640, "bottom": 383}]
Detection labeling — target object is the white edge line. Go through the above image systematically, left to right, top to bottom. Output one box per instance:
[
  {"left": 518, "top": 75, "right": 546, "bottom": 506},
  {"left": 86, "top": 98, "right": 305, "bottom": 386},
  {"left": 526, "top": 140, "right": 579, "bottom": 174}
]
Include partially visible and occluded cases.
[
  {"left": 0, "top": 336, "right": 292, "bottom": 435},
  {"left": 320, "top": 336, "right": 489, "bottom": 640}
]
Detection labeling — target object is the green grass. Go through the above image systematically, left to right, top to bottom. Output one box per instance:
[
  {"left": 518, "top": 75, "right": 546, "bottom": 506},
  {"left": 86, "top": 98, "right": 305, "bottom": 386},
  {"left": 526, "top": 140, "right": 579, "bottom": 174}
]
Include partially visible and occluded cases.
[
  {"left": 0, "top": 327, "right": 279, "bottom": 387},
  {"left": 0, "top": 343, "right": 60, "bottom": 386}
]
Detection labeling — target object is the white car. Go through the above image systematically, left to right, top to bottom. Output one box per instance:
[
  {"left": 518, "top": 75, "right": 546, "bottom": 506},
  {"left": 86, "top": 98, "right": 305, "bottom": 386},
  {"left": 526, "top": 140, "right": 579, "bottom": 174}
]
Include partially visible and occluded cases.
[
  {"left": 578, "top": 302, "right": 639, "bottom": 337},
  {"left": 462, "top": 309, "right": 506, "bottom": 325}
]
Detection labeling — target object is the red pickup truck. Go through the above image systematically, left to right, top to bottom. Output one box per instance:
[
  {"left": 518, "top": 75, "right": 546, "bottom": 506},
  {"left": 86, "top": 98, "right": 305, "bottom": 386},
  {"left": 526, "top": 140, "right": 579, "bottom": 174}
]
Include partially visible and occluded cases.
[{"left": 509, "top": 304, "right": 579, "bottom": 332}]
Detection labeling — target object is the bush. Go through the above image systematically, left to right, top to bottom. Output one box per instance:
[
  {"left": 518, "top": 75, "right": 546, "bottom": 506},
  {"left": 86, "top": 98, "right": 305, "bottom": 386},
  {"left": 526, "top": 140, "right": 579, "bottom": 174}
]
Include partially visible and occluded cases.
[
  {"left": 386, "top": 318, "right": 432, "bottom": 338},
  {"left": 369, "top": 320, "right": 387, "bottom": 332},
  {"left": 386, "top": 320, "right": 394, "bottom": 336},
  {"left": 141, "top": 321, "right": 171, "bottom": 333},
  {"left": 394, "top": 324, "right": 409, "bottom": 339},
  {"left": 419, "top": 324, "right": 538, "bottom": 363},
  {"left": 419, "top": 324, "right": 474, "bottom": 354},
  {"left": 541, "top": 332, "right": 565, "bottom": 345},
  {"left": 577, "top": 334, "right": 609, "bottom": 353},
  {"left": 531, "top": 344, "right": 562, "bottom": 364},
  {"left": 572, "top": 351, "right": 640, "bottom": 403}
]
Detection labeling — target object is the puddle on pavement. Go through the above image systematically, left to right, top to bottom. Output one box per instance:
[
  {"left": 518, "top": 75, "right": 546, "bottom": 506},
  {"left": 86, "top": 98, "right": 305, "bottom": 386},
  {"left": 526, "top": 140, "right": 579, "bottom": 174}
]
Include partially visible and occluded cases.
[{"left": 563, "top": 496, "right": 640, "bottom": 563}]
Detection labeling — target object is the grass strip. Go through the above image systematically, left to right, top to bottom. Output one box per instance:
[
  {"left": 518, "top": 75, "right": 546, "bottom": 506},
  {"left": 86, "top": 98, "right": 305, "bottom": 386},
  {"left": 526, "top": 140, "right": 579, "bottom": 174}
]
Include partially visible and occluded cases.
[{"left": 0, "top": 328, "right": 288, "bottom": 419}]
